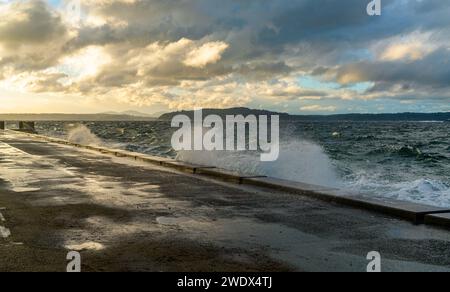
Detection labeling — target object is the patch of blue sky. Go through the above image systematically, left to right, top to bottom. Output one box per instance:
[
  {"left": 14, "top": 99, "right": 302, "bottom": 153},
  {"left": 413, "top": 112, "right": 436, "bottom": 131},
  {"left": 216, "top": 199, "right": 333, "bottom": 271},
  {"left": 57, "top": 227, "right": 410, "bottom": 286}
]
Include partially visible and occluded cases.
[
  {"left": 47, "top": 0, "right": 62, "bottom": 7},
  {"left": 298, "top": 76, "right": 372, "bottom": 94},
  {"left": 298, "top": 76, "right": 339, "bottom": 91},
  {"left": 344, "top": 82, "right": 373, "bottom": 93}
]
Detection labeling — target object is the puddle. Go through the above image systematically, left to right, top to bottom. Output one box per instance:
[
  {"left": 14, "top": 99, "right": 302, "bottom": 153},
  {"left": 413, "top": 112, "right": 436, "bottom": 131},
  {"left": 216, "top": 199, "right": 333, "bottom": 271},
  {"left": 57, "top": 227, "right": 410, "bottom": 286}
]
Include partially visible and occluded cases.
[
  {"left": 0, "top": 142, "right": 45, "bottom": 192},
  {"left": 0, "top": 226, "right": 11, "bottom": 238},
  {"left": 66, "top": 241, "right": 105, "bottom": 251}
]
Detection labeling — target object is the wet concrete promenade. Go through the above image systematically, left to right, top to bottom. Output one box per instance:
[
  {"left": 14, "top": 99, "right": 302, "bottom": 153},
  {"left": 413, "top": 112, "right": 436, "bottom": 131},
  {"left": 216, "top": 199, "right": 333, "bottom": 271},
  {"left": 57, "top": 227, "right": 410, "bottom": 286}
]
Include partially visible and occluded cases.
[{"left": 1, "top": 131, "right": 450, "bottom": 272}]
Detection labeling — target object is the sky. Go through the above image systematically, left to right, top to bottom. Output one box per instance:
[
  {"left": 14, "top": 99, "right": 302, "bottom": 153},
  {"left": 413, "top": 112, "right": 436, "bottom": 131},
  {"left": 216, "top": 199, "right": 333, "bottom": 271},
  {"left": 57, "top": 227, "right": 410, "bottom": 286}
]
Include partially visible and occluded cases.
[{"left": 0, "top": 0, "right": 449, "bottom": 115}]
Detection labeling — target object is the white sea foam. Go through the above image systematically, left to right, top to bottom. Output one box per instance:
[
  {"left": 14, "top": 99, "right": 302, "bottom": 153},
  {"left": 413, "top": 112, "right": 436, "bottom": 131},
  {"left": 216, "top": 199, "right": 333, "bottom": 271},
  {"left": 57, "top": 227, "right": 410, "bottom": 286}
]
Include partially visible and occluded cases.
[
  {"left": 346, "top": 172, "right": 450, "bottom": 207},
  {"left": 387, "top": 179, "right": 450, "bottom": 207}
]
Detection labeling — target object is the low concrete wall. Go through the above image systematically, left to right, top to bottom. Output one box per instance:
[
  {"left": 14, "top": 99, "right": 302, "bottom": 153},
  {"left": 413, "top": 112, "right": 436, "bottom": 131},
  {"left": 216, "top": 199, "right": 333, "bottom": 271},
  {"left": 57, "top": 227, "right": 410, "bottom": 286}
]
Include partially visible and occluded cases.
[
  {"left": 19, "top": 121, "right": 36, "bottom": 133},
  {"left": 11, "top": 130, "right": 450, "bottom": 229},
  {"left": 161, "top": 161, "right": 215, "bottom": 174},
  {"left": 196, "top": 168, "right": 266, "bottom": 184},
  {"left": 243, "top": 177, "right": 450, "bottom": 224},
  {"left": 425, "top": 213, "right": 450, "bottom": 230}
]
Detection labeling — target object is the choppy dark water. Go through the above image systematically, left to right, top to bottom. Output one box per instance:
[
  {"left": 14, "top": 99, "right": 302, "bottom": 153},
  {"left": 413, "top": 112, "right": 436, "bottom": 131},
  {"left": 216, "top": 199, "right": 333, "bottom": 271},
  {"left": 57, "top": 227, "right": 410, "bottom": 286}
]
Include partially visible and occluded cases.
[{"left": 34, "top": 120, "right": 450, "bottom": 207}]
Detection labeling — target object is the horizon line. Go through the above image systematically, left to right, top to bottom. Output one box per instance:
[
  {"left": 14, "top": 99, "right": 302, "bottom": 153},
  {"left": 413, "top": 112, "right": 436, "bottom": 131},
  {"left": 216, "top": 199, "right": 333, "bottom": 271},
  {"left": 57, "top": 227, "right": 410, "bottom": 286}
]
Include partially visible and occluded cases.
[{"left": 0, "top": 110, "right": 449, "bottom": 116}]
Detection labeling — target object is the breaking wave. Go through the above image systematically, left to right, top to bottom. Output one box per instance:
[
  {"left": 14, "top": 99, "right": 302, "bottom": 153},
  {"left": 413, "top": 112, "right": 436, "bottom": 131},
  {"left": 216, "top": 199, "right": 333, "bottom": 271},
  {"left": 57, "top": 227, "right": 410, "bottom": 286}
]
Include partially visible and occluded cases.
[
  {"left": 67, "top": 124, "right": 102, "bottom": 146},
  {"left": 177, "top": 139, "right": 341, "bottom": 188},
  {"left": 346, "top": 174, "right": 450, "bottom": 208}
]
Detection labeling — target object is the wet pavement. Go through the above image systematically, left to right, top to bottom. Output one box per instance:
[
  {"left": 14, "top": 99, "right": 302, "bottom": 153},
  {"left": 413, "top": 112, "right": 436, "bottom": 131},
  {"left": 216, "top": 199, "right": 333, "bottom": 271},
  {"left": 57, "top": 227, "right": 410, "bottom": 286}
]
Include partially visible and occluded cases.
[{"left": 1, "top": 130, "right": 450, "bottom": 272}]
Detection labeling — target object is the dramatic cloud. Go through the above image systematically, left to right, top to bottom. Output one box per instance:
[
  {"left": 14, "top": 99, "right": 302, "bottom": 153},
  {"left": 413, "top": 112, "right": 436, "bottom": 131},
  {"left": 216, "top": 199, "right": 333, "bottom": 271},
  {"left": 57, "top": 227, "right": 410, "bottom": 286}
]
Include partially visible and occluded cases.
[
  {"left": 0, "top": 0, "right": 449, "bottom": 114},
  {"left": 0, "top": 0, "right": 71, "bottom": 71},
  {"left": 0, "top": 1, "right": 67, "bottom": 48},
  {"left": 184, "top": 41, "right": 229, "bottom": 68},
  {"left": 327, "top": 48, "right": 450, "bottom": 88}
]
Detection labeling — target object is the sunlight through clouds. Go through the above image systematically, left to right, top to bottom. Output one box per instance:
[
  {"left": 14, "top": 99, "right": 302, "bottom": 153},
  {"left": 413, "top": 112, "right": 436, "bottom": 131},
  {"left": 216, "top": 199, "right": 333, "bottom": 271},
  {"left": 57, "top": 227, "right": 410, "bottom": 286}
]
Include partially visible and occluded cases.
[{"left": 0, "top": 0, "right": 449, "bottom": 114}]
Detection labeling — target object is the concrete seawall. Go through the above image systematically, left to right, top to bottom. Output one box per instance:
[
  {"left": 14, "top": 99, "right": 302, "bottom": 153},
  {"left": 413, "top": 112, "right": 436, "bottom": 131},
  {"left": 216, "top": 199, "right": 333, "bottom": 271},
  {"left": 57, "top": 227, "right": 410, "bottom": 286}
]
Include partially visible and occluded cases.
[{"left": 1, "top": 130, "right": 450, "bottom": 272}]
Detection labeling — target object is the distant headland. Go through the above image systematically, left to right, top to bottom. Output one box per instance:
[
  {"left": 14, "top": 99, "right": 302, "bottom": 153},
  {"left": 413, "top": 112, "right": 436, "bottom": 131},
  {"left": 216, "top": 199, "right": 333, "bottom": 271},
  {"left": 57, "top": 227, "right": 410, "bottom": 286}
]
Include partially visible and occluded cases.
[
  {"left": 159, "top": 107, "right": 450, "bottom": 122},
  {"left": 1, "top": 108, "right": 450, "bottom": 122},
  {"left": 0, "top": 113, "right": 156, "bottom": 121}
]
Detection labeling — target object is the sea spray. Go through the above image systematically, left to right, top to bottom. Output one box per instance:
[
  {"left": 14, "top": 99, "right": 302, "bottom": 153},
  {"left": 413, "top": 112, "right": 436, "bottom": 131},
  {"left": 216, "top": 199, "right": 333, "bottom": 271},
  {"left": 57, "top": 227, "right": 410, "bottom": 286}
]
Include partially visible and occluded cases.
[
  {"left": 171, "top": 109, "right": 280, "bottom": 162},
  {"left": 67, "top": 124, "right": 102, "bottom": 146},
  {"left": 177, "top": 139, "right": 341, "bottom": 188},
  {"left": 262, "top": 140, "right": 341, "bottom": 187}
]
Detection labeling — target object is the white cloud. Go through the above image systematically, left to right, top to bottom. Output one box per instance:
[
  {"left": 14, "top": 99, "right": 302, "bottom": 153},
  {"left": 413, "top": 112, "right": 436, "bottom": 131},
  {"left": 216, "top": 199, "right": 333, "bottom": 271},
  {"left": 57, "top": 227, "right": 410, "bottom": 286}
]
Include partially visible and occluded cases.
[
  {"left": 374, "top": 32, "right": 437, "bottom": 62},
  {"left": 183, "top": 41, "right": 229, "bottom": 68},
  {"left": 56, "top": 46, "right": 112, "bottom": 81},
  {"left": 300, "top": 105, "right": 337, "bottom": 112}
]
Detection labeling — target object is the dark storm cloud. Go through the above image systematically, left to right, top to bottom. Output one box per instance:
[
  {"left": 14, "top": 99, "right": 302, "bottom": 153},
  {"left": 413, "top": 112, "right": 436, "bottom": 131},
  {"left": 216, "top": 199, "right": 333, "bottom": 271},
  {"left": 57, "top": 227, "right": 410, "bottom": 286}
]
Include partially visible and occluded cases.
[
  {"left": 0, "top": 0, "right": 67, "bottom": 47},
  {"left": 0, "top": 0, "right": 70, "bottom": 71},
  {"left": 75, "top": 0, "right": 450, "bottom": 66},
  {"left": 331, "top": 48, "right": 450, "bottom": 88}
]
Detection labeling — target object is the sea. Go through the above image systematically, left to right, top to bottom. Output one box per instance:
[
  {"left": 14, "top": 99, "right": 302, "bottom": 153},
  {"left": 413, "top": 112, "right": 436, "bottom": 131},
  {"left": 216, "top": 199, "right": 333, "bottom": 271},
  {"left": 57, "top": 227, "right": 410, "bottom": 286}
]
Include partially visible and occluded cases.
[{"left": 30, "top": 120, "right": 450, "bottom": 208}]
